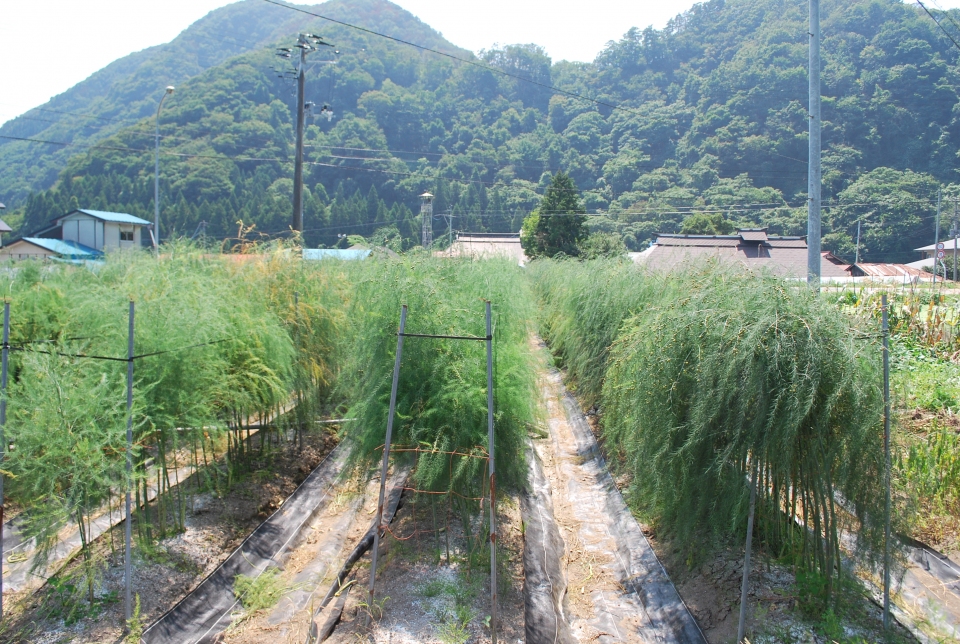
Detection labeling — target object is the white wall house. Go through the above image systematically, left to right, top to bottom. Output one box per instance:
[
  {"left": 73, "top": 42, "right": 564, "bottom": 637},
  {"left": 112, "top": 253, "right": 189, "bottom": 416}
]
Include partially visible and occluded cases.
[{"left": 55, "top": 209, "right": 150, "bottom": 251}]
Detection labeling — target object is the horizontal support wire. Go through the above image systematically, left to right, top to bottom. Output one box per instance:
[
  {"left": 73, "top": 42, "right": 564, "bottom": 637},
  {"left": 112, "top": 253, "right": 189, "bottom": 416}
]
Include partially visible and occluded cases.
[
  {"left": 399, "top": 332, "right": 490, "bottom": 341},
  {"left": 5, "top": 338, "right": 229, "bottom": 363},
  {"left": 374, "top": 444, "right": 489, "bottom": 459}
]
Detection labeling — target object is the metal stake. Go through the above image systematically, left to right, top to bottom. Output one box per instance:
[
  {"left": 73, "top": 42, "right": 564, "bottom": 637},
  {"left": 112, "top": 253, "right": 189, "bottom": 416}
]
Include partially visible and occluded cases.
[
  {"left": 882, "top": 294, "right": 891, "bottom": 629},
  {"left": 486, "top": 300, "right": 498, "bottom": 644},
  {"left": 0, "top": 301, "right": 9, "bottom": 622},
  {"left": 125, "top": 301, "right": 135, "bottom": 623},
  {"left": 368, "top": 305, "right": 407, "bottom": 605},
  {"left": 737, "top": 460, "right": 758, "bottom": 644}
]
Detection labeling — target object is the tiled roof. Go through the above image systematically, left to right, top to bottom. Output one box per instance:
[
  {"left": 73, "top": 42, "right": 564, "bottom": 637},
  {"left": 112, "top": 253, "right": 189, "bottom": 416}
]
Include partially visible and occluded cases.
[{"left": 640, "top": 233, "right": 850, "bottom": 278}]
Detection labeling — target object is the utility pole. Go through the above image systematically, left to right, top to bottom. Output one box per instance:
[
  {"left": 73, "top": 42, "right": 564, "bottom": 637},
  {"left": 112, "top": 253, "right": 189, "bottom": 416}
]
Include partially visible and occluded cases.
[
  {"left": 807, "top": 0, "right": 822, "bottom": 289},
  {"left": 278, "top": 34, "right": 333, "bottom": 233},
  {"left": 293, "top": 39, "right": 307, "bottom": 233},
  {"left": 154, "top": 86, "right": 174, "bottom": 254},
  {"left": 855, "top": 219, "right": 861, "bottom": 265}
]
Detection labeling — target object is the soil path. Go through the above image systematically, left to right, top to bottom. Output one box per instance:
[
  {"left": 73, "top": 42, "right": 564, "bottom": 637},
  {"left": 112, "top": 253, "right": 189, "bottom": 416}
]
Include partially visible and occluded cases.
[
  {"left": 531, "top": 347, "right": 706, "bottom": 643},
  {"left": 142, "top": 442, "right": 350, "bottom": 644}
]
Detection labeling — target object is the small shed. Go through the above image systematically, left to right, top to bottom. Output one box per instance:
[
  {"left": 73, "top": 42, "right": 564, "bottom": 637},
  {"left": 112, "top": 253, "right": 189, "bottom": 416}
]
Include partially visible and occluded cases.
[{"left": 0, "top": 237, "right": 102, "bottom": 262}]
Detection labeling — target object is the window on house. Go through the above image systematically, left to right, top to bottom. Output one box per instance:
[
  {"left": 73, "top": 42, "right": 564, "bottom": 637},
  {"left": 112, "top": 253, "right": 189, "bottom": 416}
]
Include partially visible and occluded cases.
[{"left": 120, "top": 230, "right": 134, "bottom": 242}]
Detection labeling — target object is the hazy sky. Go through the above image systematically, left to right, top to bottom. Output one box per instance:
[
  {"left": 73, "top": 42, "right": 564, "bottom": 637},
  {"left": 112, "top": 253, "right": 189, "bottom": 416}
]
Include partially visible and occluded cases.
[{"left": 1, "top": 0, "right": 959, "bottom": 127}]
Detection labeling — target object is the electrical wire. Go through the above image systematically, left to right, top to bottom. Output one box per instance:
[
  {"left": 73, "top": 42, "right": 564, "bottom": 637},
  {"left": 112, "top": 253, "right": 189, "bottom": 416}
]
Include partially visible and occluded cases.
[
  {"left": 259, "top": 0, "right": 646, "bottom": 118},
  {"left": 916, "top": 1, "right": 960, "bottom": 52}
]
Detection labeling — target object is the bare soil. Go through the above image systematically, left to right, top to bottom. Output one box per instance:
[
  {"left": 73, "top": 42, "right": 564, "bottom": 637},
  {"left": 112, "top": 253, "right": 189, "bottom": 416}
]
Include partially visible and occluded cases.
[
  {"left": 577, "top": 387, "right": 917, "bottom": 644},
  {"left": 0, "top": 428, "right": 338, "bottom": 644},
  {"left": 323, "top": 495, "right": 526, "bottom": 644}
]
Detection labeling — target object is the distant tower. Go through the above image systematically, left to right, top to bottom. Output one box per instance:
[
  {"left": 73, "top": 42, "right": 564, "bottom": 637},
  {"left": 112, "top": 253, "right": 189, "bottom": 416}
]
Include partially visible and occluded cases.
[{"left": 420, "top": 192, "right": 434, "bottom": 248}]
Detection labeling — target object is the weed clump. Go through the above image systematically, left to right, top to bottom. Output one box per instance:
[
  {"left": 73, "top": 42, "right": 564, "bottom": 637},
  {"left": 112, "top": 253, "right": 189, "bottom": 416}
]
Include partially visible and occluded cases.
[{"left": 233, "top": 568, "right": 285, "bottom": 614}]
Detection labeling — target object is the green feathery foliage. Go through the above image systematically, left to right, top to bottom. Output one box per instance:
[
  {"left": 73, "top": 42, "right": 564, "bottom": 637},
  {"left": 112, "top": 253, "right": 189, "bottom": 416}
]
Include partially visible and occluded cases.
[
  {"left": 1, "top": 244, "right": 345, "bottom": 565},
  {"left": 336, "top": 255, "right": 536, "bottom": 497},
  {"left": 530, "top": 258, "right": 669, "bottom": 407},
  {"left": 533, "top": 260, "right": 891, "bottom": 599}
]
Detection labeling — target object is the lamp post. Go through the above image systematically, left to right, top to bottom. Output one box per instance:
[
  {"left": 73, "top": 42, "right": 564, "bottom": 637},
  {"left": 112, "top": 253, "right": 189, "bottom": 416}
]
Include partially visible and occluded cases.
[{"left": 154, "top": 86, "right": 174, "bottom": 253}]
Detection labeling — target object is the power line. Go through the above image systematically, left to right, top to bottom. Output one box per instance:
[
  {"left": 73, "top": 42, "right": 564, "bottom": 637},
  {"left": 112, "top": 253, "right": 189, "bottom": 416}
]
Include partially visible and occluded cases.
[
  {"left": 260, "top": 0, "right": 646, "bottom": 118},
  {"left": 916, "top": 1, "right": 960, "bottom": 52}
]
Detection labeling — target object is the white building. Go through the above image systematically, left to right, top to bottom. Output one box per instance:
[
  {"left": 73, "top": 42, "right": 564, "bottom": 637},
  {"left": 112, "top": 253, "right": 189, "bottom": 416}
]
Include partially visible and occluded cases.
[{"left": 53, "top": 209, "right": 150, "bottom": 251}]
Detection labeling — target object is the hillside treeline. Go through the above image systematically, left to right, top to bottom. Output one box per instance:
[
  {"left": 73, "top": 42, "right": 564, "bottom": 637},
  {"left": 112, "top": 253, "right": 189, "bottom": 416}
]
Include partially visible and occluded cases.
[{"left": 4, "top": 0, "right": 960, "bottom": 260}]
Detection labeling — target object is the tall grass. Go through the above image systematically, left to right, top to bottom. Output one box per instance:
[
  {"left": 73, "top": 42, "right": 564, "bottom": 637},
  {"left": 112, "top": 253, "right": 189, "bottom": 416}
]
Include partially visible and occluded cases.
[
  {"left": 336, "top": 255, "right": 536, "bottom": 497},
  {"left": 533, "top": 260, "right": 890, "bottom": 600}
]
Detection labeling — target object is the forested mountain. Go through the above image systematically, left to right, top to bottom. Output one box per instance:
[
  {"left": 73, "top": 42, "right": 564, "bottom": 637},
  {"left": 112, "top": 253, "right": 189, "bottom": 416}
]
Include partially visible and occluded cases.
[{"left": 3, "top": 0, "right": 960, "bottom": 260}]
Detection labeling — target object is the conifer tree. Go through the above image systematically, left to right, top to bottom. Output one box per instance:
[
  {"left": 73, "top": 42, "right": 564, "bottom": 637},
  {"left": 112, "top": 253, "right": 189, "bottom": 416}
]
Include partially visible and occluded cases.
[{"left": 521, "top": 171, "right": 587, "bottom": 258}]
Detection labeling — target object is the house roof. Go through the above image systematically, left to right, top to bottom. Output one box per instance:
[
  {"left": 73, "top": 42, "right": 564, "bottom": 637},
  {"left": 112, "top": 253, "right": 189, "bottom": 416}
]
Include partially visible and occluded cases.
[
  {"left": 57, "top": 209, "right": 151, "bottom": 226},
  {"left": 0, "top": 219, "right": 12, "bottom": 234},
  {"left": 738, "top": 228, "right": 769, "bottom": 242},
  {"left": 640, "top": 230, "right": 850, "bottom": 278},
  {"left": 436, "top": 233, "right": 528, "bottom": 263},
  {"left": 20, "top": 237, "right": 102, "bottom": 258},
  {"left": 302, "top": 248, "right": 372, "bottom": 261},
  {"left": 906, "top": 257, "right": 936, "bottom": 269},
  {"left": 854, "top": 263, "right": 932, "bottom": 280}
]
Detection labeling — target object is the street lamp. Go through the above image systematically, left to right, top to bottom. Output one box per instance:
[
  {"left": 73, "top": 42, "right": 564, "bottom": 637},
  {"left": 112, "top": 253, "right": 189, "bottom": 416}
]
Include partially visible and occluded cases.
[{"left": 154, "top": 86, "right": 174, "bottom": 253}]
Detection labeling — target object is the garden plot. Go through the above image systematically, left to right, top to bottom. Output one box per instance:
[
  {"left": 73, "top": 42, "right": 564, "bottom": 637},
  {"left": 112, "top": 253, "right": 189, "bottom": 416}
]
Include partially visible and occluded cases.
[
  {"left": 527, "top": 345, "right": 705, "bottom": 643},
  {"left": 0, "top": 427, "right": 338, "bottom": 644},
  {"left": 221, "top": 470, "right": 526, "bottom": 644}
]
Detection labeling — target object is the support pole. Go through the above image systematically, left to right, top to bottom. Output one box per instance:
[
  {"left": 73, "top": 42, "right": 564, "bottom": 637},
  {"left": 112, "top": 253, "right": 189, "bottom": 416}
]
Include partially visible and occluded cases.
[
  {"left": 807, "top": 0, "right": 821, "bottom": 289},
  {"left": 292, "top": 45, "right": 307, "bottom": 233},
  {"left": 934, "top": 187, "right": 941, "bottom": 286},
  {"left": 882, "top": 294, "right": 891, "bottom": 630},
  {"left": 486, "top": 300, "right": 498, "bottom": 644},
  {"left": 125, "top": 301, "right": 135, "bottom": 624},
  {"left": 0, "top": 302, "right": 9, "bottom": 622},
  {"left": 368, "top": 305, "right": 407, "bottom": 605},
  {"left": 737, "top": 460, "right": 758, "bottom": 644}
]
